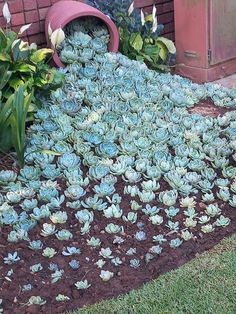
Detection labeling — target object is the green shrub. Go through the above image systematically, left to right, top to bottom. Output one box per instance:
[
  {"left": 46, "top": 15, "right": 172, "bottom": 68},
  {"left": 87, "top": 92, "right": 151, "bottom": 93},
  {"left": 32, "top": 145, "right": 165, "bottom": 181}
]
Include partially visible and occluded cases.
[{"left": 0, "top": 25, "right": 64, "bottom": 166}]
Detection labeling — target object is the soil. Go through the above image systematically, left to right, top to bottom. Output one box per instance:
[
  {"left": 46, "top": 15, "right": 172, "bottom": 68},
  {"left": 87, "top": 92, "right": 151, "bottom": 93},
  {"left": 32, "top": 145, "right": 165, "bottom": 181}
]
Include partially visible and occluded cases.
[
  {"left": 1, "top": 98, "right": 236, "bottom": 314},
  {"left": 189, "top": 98, "right": 235, "bottom": 117}
]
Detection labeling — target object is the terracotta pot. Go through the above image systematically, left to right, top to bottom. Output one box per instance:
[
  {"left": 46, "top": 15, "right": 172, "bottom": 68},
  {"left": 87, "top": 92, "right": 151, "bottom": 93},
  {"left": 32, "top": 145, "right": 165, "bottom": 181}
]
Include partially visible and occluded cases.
[{"left": 45, "top": 0, "right": 119, "bottom": 67}]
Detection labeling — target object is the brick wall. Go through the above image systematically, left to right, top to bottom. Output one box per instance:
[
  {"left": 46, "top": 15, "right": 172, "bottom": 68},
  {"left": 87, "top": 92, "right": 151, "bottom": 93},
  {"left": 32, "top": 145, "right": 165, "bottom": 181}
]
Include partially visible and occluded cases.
[
  {"left": 0, "top": 0, "right": 174, "bottom": 46},
  {"left": 135, "top": 0, "right": 174, "bottom": 41}
]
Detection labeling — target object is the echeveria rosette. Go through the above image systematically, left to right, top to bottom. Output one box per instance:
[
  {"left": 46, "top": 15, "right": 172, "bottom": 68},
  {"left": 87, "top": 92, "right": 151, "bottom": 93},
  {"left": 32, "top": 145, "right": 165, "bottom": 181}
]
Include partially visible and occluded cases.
[
  {"left": 96, "top": 142, "right": 119, "bottom": 158},
  {"left": 58, "top": 153, "right": 80, "bottom": 170}
]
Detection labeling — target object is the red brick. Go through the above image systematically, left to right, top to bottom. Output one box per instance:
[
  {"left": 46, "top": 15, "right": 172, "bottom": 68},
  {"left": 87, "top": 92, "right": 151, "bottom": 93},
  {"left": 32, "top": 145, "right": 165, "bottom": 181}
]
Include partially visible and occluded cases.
[
  {"left": 8, "top": 0, "right": 24, "bottom": 14},
  {"left": 23, "top": 0, "right": 37, "bottom": 11},
  {"left": 38, "top": 0, "right": 51, "bottom": 8},
  {"left": 135, "top": 0, "right": 171, "bottom": 8},
  {"left": 163, "top": 2, "right": 174, "bottom": 12},
  {"left": 39, "top": 7, "right": 48, "bottom": 20},
  {"left": 25, "top": 9, "right": 39, "bottom": 23},
  {"left": 158, "top": 11, "right": 174, "bottom": 24},
  {"left": 11, "top": 12, "right": 25, "bottom": 26},
  {"left": 0, "top": 16, "right": 6, "bottom": 28},
  {"left": 39, "top": 20, "right": 45, "bottom": 32},
  {"left": 26, "top": 21, "right": 40, "bottom": 35},
  {"left": 163, "top": 21, "right": 174, "bottom": 33},
  {"left": 11, "top": 25, "right": 21, "bottom": 33},
  {"left": 28, "top": 32, "right": 46, "bottom": 45},
  {"left": 163, "top": 32, "right": 174, "bottom": 41}
]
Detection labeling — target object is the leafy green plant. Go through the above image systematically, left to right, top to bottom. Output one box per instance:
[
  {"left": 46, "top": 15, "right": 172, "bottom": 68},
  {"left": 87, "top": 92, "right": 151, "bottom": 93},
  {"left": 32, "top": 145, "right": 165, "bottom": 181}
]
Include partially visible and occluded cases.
[
  {"left": 87, "top": 1, "right": 175, "bottom": 71},
  {"left": 0, "top": 15, "right": 64, "bottom": 166},
  {"left": 0, "top": 27, "right": 63, "bottom": 104},
  {"left": 0, "top": 85, "right": 32, "bottom": 166}
]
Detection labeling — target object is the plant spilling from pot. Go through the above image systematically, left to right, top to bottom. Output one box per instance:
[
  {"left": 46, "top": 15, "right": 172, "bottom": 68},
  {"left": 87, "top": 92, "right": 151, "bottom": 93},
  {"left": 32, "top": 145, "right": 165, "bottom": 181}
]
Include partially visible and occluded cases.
[
  {"left": 86, "top": 0, "right": 176, "bottom": 71},
  {"left": 0, "top": 2, "right": 64, "bottom": 167},
  {"left": 1, "top": 12, "right": 236, "bottom": 314}
]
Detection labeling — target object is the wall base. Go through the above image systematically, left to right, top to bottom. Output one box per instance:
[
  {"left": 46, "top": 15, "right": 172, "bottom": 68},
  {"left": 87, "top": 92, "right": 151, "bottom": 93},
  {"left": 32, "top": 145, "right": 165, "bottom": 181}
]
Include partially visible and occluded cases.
[{"left": 175, "top": 58, "right": 236, "bottom": 83}]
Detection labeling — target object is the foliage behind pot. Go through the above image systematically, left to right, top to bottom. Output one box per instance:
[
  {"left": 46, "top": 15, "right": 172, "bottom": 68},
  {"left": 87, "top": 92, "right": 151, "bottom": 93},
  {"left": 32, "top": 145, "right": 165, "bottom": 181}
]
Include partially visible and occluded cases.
[{"left": 86, "top": 0, "right": 176, "bottom": 71}]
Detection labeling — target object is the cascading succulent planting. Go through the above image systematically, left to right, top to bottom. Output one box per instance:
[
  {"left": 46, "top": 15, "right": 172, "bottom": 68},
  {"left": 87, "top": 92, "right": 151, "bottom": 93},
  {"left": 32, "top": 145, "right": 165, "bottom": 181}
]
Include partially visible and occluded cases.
[{"left": 1, "top": 17, "right": 236, "bottom": 307}]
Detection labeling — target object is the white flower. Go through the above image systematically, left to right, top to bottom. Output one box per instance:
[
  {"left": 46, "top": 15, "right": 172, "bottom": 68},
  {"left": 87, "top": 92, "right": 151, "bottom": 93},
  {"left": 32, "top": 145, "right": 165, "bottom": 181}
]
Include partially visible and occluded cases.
[
  {"left": 3, "top": 1, "right": 11, "bottom": 24},
  {"left": 128, "top": 1, "right": 134, "bottom": 16},
  {"left": 152, "top": 5, "right": 158, "bottom": 33},
  {"left": 140, "top": 9, "right": 145, "bottom": 26},
  {"left": 18, "top": 23, "right": 32, "bottom": 35},
  {"left": 48, "top": 23, "right": 53, "bottom": 38},
  {"left": 50, "top": 27, "right": 65, "bottom": 48}
]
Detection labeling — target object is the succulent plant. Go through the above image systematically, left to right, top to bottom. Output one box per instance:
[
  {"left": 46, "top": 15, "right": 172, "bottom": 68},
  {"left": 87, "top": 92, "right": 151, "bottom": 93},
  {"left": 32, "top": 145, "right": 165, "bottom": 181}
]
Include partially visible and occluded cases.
[
  {"left": 58, "top": 152, "right": 80, "bottom": 169},
  {"left": 0, "top": 170, "right": 17, "bottom": 185},
  {"left": 93, "top": 182, "right": 116, "bottom": 196},
  {"left": 65, "top": 185, "right": 86, "bottom": 200},
  {"left": 138, "top": 190, "right": 155, "bottom": 202},
  {"left": 159, "top": 190, "right": 178, "bottom": 206},
  {"left": 82, "top": 195, "right": 107, "bottom": 211},
  {"left": 229, "top": 195, "right": 236, "bottom": 207},
  {"left": 180, "top": 197, "right": 196, "bottom": 208},
  {"left": 21, "top": 199, "right": 38, "bottom": 211},
  {"left": 103, "top": 204, "right": 123, "bottom": 218},
  {"left": 205, "top": 204, "right": 221, "bottom": 217},
  {"left": 30, "top": 205, "right": 51, "bottom": 221},
  {"left": 165, "top": 206, "right": 179, "bottom": 218},
  {"left": 184, "top": 207, "right": 197, "bottom": 218},
  {"left": 75, "top": 209, "right": 94, "bottom": 224},
  {"left": 50, "top": 211, "right": 68, "bottom": 224},
  {"left": 122, "top": 212, "right": 137, "bottom": 224},
  {"left": 149, "top": 214, "right": 164, "bottom": 225},
  {"left": 198, "top": 215, "right": 210, "bottom": 224},
  {"left": 215, "top": 215, "right": 230, "bottom": 227},
  {"left": 166, "top": 220, "right": 179, "bottom": 231},
  {"left": 40, "top": 223, "right": 57, "bottom": 237},
  {"left": 105, "top": 223, "right": 123, "bottom": 234},
  {"left": 201, "top": 224, "right": 215, "bottom": 233},
  {"left": 8, "top": 229, "right": 29, "bottom": 243},
  {"left": 56, "top": 229, "right": 73, "bottom": 240},
  {"left": 134, "top": 230, "right": 147, "bottom": 241},
  {"left": 181, "top": 230, "right": 193, "bottom": 241},
  {"left": 87, "top": 237, "right": 101, "bottom": 248},
  {"left": 169, "top": 238, "right": 183, "bottom": 248},
  {"left": 28, "top": 240, "right": 43, "bottom": 250},
  {"left": 62, "top": 246, "right": 81, "bottom": 256},
  {"left": 42, "top": 247, "right": 57, "bottom": 258},
  {"left": 99, "top": 247, "right": 113, "bottom": 259},
  {"left": 4, "top": 252, "right": 20, "bottom": 264},
  {"left": 111, "top": 257, "right": 123, "bottom": 266},
  {"left": 95, "top": 259, "right": 106, "bottom": 268},
  {"left": 130, "top": 259, "right": 141, "bottom": 268},
  {"left": 30, "top": 263, "right": 43, "bottom": 273},
  {"left": 51, "top": 269, "right": 64, "bottom": 283},
  {"left": 100, "top": 270, "right": 114, "bottom": 281},
  {"left": 75, "top": 280, "right": 91, "bottom": 290},
  {"left": 55, "top": 294, "right": 70, "bottom": 302},
  {"left": 26, "top": 296, "right": 46, "bottom": 306}
]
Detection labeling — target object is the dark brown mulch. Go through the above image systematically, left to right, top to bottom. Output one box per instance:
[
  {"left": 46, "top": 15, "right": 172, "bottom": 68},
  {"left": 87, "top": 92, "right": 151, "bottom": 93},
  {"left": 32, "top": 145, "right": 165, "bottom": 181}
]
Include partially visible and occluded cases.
[
  {"left": 189, "top": 98, "right": 235, "bottom": 117},
  {"left": 1, "top": 99, "right": 236, "bottom": 314},
  {"left": 0, "top": 174, "right": 236, "bottom": 314}
]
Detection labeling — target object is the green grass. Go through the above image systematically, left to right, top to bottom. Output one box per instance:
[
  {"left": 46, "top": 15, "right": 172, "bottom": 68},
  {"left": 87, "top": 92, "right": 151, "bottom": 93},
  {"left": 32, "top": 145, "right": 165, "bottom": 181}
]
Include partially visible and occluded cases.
[{"left": 68, "top": 234, "right": 236, "bottom": 314}]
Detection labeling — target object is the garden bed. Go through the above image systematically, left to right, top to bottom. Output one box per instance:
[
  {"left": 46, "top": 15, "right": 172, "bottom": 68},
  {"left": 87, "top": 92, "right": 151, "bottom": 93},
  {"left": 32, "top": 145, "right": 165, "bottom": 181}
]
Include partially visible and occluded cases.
[
  {"left": 2, "top": 16, "right": 236, "bottom": 314},
  {"left": 1, "top": 172, "right": 236, "bottom": 314}
]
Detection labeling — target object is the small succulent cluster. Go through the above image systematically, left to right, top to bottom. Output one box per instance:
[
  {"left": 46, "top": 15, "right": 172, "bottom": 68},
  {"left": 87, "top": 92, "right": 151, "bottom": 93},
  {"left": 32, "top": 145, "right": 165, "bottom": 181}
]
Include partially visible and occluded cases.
[
  {"left": 1, "top": 17, "right": 236, "bottom": 311},
  {"left": 58, "top": 17, "right": 109, "bottom": 64}
]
